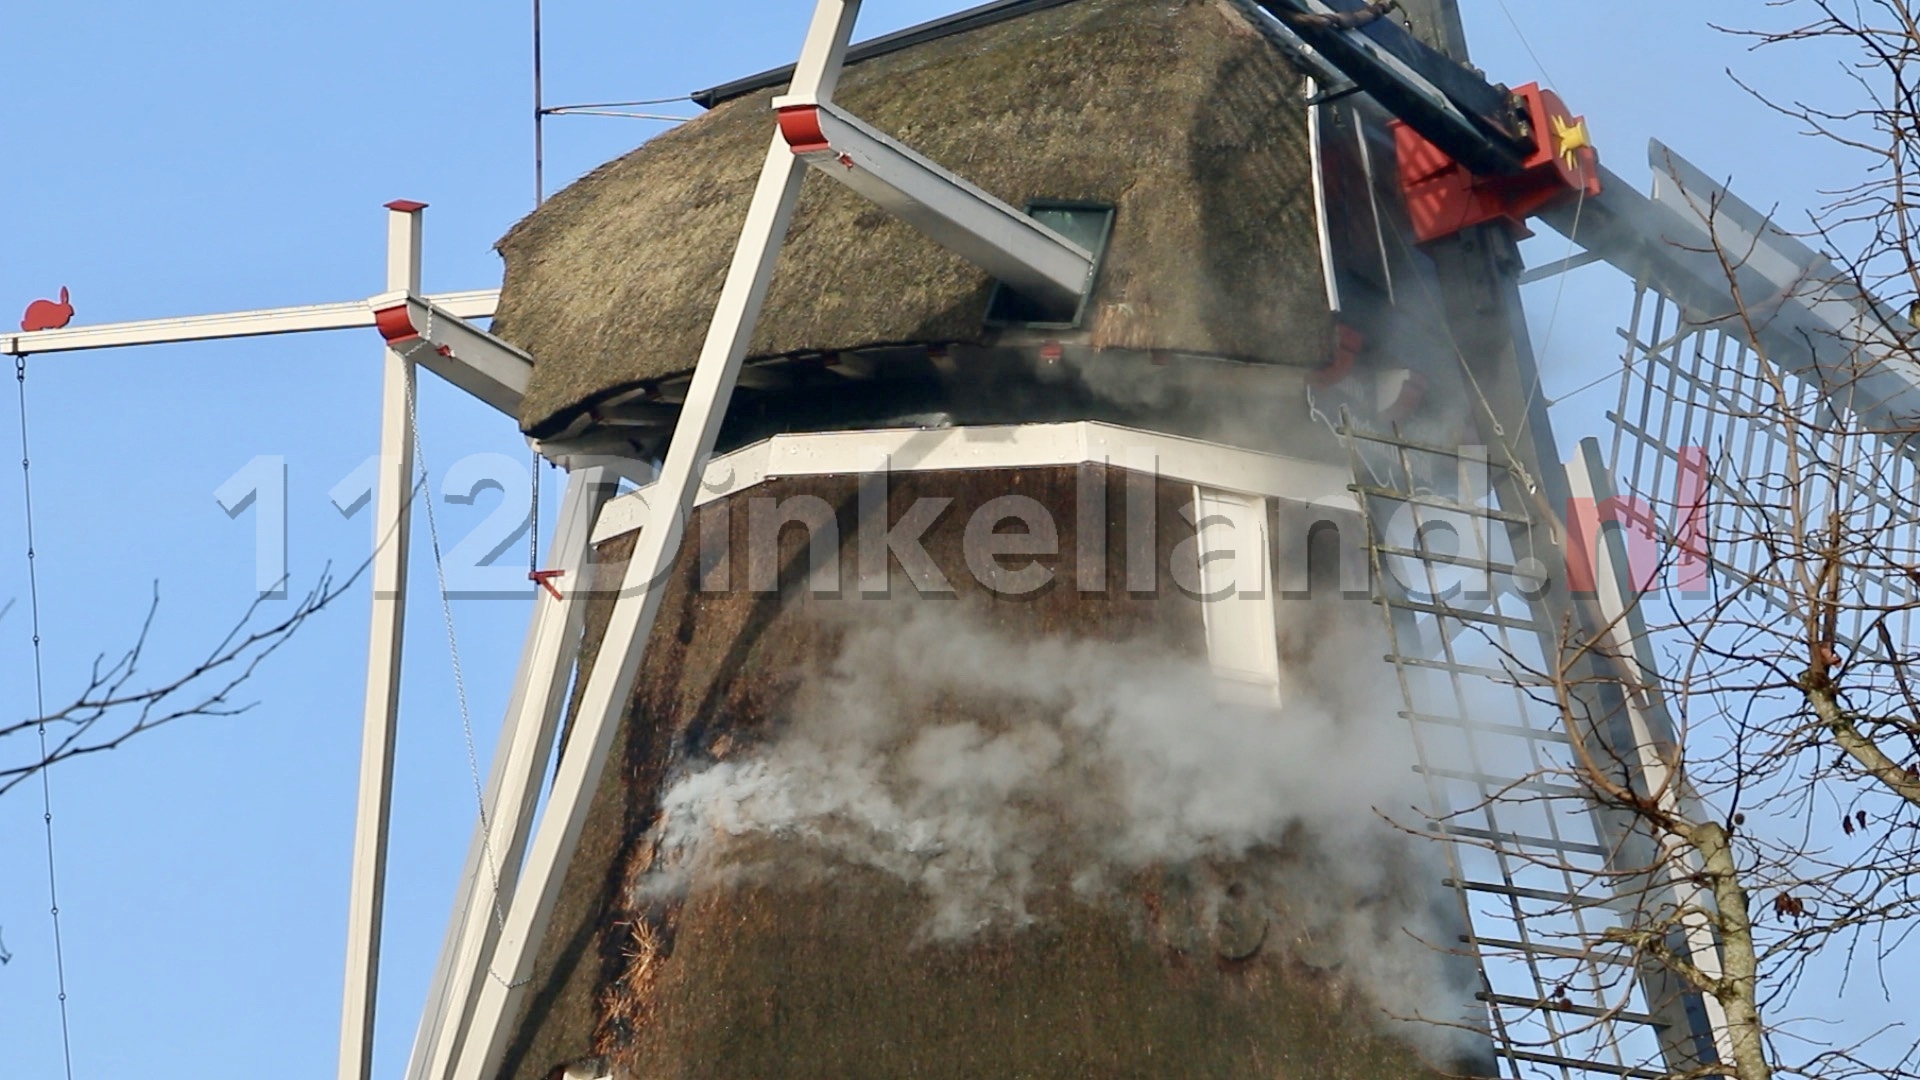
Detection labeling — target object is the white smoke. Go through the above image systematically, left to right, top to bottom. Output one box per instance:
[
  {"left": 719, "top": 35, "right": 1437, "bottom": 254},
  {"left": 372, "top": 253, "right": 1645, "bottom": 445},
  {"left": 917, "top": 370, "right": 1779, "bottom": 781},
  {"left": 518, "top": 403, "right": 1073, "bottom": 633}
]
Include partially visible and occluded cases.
[{"left": 646, "top": 596, "right": 1483, "bottom": 1058}]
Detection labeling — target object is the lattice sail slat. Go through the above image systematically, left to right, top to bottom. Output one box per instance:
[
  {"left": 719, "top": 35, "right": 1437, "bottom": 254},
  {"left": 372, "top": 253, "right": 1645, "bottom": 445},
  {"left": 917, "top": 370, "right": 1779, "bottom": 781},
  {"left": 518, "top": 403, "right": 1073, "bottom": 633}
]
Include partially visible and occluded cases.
[
  {"left": 1608, "top": 284, "right": 1920, "bottom": 653},
  {"left": 1345, "top": 424, "right": 1678, "bottom": 1080}
]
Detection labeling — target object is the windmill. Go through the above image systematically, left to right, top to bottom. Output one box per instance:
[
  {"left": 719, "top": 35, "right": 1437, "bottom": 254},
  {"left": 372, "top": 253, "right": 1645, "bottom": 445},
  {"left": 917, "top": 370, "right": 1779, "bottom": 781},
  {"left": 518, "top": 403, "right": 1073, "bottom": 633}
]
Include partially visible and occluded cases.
[{"left": 5, "top": 0, "right": 1909, "bottom": 1078}]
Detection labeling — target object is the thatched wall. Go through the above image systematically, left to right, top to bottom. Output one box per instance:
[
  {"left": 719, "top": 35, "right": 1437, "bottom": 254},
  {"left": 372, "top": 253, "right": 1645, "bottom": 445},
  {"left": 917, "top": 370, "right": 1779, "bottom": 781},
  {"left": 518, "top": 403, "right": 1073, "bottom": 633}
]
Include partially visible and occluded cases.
[
  {"left": 496, "top": 0, "right": 1332, "bottom": 439},
  {"left": 498, "top": 465, "right": 1472, "bottom": 1080}
]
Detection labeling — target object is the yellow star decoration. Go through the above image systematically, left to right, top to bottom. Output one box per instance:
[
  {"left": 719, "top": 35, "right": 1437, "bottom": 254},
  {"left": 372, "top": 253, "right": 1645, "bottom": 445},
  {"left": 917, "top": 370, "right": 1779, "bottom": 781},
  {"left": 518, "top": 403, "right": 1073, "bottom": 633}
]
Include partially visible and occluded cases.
[{"left": 1553, "top": 113, "right": 1593, "bottom": 171}]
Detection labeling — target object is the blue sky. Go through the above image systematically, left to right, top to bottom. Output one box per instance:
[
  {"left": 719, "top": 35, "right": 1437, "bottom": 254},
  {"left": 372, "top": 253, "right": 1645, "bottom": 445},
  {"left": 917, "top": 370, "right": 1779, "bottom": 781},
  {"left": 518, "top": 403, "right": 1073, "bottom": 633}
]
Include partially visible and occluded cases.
[{"left": 0, "top": 2, "right": 1895, "bottom": 1078}]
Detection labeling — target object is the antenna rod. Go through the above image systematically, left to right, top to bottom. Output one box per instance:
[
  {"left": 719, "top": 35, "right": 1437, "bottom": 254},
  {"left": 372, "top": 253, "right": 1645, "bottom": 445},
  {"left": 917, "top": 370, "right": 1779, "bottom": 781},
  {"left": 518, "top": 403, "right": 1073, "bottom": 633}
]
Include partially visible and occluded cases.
[{"left": 533, "top": 0, "right": 545, "bottom": 206}]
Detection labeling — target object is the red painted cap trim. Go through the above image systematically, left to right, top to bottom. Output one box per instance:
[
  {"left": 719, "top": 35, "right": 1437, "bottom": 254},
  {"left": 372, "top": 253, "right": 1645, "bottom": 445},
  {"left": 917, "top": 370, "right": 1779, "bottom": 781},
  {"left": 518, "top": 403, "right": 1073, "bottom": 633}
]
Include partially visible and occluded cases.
[
  {"left": 1391, "top": 83, "right": 1603, "bottom": 245},
  {"left": 776, "top": 105, "right": 831, "bottom": 155},
  {"left": 384, "top": 199, "right": 429, "bottom": 212},
  {"left": 373, "top": 304, "right": 421, "bottom": 344}
]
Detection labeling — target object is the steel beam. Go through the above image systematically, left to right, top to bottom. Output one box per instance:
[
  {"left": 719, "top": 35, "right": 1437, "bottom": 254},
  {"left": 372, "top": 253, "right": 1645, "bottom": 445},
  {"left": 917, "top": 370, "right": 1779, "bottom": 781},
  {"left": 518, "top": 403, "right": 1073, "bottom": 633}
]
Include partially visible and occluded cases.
[
  {"left": 445, "top": 6, "right": 862, "bottom": 1079},
  {"left": 772, "top": 98, "right": 1094, "bottom": 310},
  {"left": 1647, "top": 143, "right": 1920, "bottom": 436},
  {"left": 337, "top": 200, "right": 423, "bottom": 1080},
  {"left": 1516, "top": 249, "right": 1604, "bottom": 285},
  {"left": 0, "top": 286, "right": 521, "bottom": 419},
  {"left": 0, "top": 289, "right": 497, "bottom": 356},
  {"left": 368, "top": 291, "right": 532, "bottom": 417},
  {"left": 405, "top": 466, "right": 614, "bottom": 1080}
]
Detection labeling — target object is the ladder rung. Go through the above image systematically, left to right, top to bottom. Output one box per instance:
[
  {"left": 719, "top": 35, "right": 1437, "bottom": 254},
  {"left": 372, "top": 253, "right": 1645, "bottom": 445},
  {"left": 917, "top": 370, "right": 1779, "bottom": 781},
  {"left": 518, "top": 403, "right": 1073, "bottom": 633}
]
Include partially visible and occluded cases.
[
  {"left": 1340, "top": 426, "right": 1517, "bottom": 470},
  {"left": 1350, "top": 484, "right": 1532, "bottom": 525},
  {"left": 1375, "top": 544, "right": 1526, "bottom": 578},
  {"left": 1383, "top": 598, "right": 1541, "bottom": 635},
  {"left": 1386, "top": 654, "right": 1550, "bottom": 686},
  {"left": 1400, "top": 710, "right": 1571, "bottom": 745},
  {"left": 1415, "top": 765, "right": 1587, "bottom": 800},
  {"left": 1438, "top": 823, "right": 1610, "bottom": 859},
  {"left": 1448, "top": 878, "right": 1616, "bottom": 911},
  {"left": 1466, "top": 935, "right": 1636, "bottom": 968},
  {"left": 1479, "top": 992, "right": 1667, "bottom": 1028},
  {"left": 1500, "top": 1048, "right": 1669, "bottom": 1080}
]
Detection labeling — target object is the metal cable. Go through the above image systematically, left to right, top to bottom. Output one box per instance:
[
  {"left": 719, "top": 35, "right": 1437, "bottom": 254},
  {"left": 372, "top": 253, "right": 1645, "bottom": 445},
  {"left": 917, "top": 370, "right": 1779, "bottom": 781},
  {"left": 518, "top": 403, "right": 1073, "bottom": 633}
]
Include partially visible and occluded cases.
[
  {"left": 1487, "top": 0, "right": 1589, "bottom": 437},
  {"left": 1491, "top": 0, "right": 1559, "bottom": 89},
  {"left": 536, "top": 108, "right": 691, "bottom": 122},
  {"left": 1516, "top": 182, "right": 1590, "bottom": 443},
  {"left": 15, "top": 355, "right": 76, "bottom": 1080},
  {"left": 399, "top": 359, "right": 520, "bottom": 988},
  {"left": 528, "top": 449, "right": 540, "bottom": 577}
]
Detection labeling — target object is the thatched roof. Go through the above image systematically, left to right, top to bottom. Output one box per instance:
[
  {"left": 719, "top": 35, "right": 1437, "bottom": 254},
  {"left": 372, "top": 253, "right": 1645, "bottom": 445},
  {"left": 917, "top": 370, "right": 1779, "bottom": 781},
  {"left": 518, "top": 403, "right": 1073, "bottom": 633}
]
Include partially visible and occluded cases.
[
  {"left": 496, "top": 0, "right": 1332, "bottom": 439},
  {"left": 502, "top": 468, "right": 1482, "bottom": 1080}
]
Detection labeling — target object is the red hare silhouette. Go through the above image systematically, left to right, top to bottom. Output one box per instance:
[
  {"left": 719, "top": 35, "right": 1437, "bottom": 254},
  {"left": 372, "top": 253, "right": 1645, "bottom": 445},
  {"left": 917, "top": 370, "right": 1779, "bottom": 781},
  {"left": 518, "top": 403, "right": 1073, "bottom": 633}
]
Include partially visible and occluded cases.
[{"left": 21, "top": 287, "right": 74, "bottom": 332}]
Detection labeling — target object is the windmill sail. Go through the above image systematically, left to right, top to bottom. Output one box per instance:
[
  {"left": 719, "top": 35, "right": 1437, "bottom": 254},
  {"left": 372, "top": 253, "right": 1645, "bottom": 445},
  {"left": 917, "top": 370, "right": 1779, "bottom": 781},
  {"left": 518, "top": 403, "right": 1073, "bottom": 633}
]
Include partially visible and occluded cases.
[
  {"left": 1281, "top": 20, "right": 1737, "bottom": 1071},
  {"left": 1606, "top": 143, "right": 1920, "bottom": 652},
  {"left": 1346, "top": 417, "right": 1745, "bottom": 1078}
]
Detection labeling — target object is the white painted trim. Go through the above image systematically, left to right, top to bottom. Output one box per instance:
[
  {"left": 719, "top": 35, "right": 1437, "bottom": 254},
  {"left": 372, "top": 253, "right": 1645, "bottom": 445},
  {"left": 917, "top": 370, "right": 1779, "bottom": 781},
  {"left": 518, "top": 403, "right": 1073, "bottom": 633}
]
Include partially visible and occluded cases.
[
  {"left": 787, "top": 0, "right": 861, "bottom": 100},
  {"left": 1306, "top": 77, "right": 1342, "bottom": 314},
  {"left": 337, "top": 201, "right": 423, "bottom": 1080},
  {"left": 1, "top": 289, "right": 497, "bottom": 356},
  {"left": 590, "top": 422, "right": 1357, "bottom": 545},
  {"left": 405, "top": 467, "right": 613, "bottom": 1080},
  {"left": 1193, "top": 487, "right": 1283, "bottom": 705}
]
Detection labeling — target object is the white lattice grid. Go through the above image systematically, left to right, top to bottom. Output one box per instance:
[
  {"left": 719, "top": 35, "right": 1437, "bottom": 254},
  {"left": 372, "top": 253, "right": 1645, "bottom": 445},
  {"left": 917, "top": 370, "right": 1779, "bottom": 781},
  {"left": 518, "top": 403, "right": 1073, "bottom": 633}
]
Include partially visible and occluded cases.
[
  {"left": 1608, "top": 285, "right": 1920, "bottom": 654},
  {"left": 1350, "top": 427, "right": 1675, "bottom": 1080}
]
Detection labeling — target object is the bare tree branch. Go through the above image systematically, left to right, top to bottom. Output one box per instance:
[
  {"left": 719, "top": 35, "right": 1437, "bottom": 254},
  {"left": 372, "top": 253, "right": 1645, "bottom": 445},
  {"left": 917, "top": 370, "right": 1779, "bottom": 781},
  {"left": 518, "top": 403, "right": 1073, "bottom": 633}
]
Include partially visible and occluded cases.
[{"left": 2, "top": 564, "right": 364, "bottom": 797}]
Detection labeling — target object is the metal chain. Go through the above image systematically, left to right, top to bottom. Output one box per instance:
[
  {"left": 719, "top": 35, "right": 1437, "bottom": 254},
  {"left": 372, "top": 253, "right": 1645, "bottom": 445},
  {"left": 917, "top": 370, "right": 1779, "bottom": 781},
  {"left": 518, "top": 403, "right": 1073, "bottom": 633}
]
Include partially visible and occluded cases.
[{"left": 16, "top": 355, "right": 76, "bottom": 1080}]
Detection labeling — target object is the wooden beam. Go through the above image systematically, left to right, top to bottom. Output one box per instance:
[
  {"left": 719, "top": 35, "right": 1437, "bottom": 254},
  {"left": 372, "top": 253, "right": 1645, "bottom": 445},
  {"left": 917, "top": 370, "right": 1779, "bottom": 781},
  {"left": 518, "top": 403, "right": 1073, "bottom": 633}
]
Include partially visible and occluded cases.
[
  {"left": 444, "top": 7, "right": 864, "bottom": 1078},
  {"left": 773, "top": 97, "right": 1095, "bottom": 310},
  {"left": 337, "top": 199, "right": 423, "bottom": 1080},
  {"left": 0, "top": 289, "right": 497, "bottom": 356},
  {"left": 368, "top": 290, "right": 532, "bottom": 417}
]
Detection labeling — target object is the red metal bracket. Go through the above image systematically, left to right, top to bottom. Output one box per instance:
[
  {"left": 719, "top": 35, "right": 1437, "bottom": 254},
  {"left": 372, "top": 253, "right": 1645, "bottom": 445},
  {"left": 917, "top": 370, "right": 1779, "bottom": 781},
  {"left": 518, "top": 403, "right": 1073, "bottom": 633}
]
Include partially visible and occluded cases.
[
  {"left": 1394, "top": 83, "right": 1601, "bottom": 245},
  {"left": 529, "top": 568, "right": 566, "bottom": 601}
]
